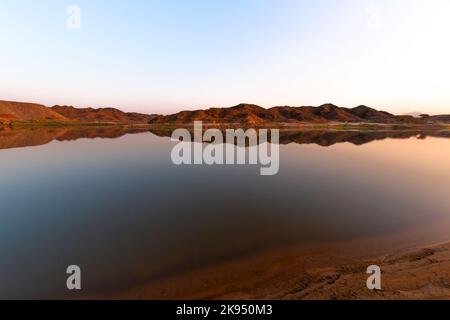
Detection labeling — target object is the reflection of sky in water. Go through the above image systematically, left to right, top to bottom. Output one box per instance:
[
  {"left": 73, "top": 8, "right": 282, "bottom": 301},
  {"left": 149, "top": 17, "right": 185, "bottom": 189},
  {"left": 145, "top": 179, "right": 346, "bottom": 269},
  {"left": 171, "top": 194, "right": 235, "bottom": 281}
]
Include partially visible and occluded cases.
[{"left": 0, "top": 132, "right": 449, "bottom": 298}]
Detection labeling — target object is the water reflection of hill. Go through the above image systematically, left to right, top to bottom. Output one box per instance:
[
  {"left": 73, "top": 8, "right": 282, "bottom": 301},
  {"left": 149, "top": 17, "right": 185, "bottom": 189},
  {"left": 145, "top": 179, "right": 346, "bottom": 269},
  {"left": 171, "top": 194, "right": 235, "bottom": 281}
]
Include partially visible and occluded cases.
[
  {"left": 0, "top": 126, "right": 449, "bottom": 150},
  {"left": 0, "top": 126, "right": 149, "bottom": 150},
  {"left": 149, "top": 128, "right": 450, "bottom": 147},
  {"left": 277, "top": 130, "right": 450, "bottom": 146}
]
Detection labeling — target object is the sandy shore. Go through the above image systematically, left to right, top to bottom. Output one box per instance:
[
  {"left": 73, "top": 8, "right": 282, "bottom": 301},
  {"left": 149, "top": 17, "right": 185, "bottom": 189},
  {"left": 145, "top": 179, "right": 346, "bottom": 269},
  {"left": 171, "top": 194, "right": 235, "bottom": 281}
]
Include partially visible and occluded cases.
[
  {"left": 93, "top": 234, "right": 450, "bottom": 300},
  {"left": 315, "top": 241, "right": 450, "bottom": 300}
]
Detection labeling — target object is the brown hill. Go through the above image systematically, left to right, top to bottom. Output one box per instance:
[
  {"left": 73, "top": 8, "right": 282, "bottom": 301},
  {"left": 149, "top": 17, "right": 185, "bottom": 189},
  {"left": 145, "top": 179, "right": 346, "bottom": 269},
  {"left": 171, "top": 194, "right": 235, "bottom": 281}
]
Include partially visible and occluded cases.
[
  {"left": 0, "top": 100, "right": 68, "bottom": 123},
  {"left": 149, "top": 103, "right": 430, "bottom": 125},
  {"left": 156, "top": 104, "right": 271, "bottom": 125},
  {"left": 267, "top": 104, "right": 355, "bottom": 123},
  {"left": 51, "top": 105, "right": 154, "bottom": 124},
  {"left": 345, "top": 105, "right": 394, "bottom": 123},
  {"left": 427, "top": 115, "right": 450, "bottom": 123}
]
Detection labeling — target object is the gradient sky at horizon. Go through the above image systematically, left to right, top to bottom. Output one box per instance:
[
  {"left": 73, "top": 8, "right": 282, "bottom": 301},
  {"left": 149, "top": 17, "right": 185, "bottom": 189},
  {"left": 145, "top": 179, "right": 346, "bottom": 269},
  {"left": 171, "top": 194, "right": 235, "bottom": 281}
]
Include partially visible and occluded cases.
[{"left": 1, "top": 0, "right": 449, "bottom": 115}]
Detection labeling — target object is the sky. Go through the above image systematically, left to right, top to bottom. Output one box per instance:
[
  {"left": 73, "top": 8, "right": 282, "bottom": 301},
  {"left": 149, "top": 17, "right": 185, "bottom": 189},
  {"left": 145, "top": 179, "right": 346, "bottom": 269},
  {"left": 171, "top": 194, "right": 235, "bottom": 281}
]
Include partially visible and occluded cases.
[{"left": 0, "top": 0, "right": 449, "bottom": 115}]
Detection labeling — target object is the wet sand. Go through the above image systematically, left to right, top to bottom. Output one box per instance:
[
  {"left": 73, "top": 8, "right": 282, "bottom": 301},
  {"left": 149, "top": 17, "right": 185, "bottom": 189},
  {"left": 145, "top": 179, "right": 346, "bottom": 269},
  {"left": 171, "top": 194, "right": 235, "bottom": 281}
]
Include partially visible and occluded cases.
[{"left": 92, "top": 228, "right": 450, "bottom": 300}]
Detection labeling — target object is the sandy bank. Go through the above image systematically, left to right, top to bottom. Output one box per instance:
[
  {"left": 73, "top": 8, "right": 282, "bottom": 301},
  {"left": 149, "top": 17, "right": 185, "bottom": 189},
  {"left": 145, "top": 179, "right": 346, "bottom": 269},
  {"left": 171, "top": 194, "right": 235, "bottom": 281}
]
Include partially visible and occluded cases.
[{"left": 93, "top": 236, "right": 450, "bottom": 300}]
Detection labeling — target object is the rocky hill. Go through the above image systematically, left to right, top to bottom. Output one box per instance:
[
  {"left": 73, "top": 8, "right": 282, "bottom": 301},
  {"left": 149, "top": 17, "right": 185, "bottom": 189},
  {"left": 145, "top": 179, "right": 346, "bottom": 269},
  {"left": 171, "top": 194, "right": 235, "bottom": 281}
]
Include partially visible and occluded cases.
[
  {"left": 0, "top": 100, "right": 68, "bottom": 123},
  {"left": 148, "top": 103, "right": 432, "bottom": 125},
  {"left": 51, "top": 105, "right": 155, "bottom": 124}
]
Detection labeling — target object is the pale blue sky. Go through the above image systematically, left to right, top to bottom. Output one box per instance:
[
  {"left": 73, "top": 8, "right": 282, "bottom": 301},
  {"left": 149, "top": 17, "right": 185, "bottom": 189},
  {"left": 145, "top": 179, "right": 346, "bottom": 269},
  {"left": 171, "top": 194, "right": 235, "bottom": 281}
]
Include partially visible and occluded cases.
[{"left": 1, "top": 0, "right": 449, "bottom": 114}]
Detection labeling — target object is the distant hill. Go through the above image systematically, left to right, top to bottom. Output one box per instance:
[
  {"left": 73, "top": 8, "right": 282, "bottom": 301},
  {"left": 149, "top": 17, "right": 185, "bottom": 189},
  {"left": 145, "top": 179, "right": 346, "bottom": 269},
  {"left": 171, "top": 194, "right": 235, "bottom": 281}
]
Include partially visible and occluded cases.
[
  {"left": 0, "top": 100, "right": 68, "bottom": 122},
  {"left": 0, "top": 100, "right": 157, "bottom": 125},
  {"left": 149, "top": 103, "right": 431, "bottom": 125},
  {"left": 51, "top": 105, "right": 155, "bottom": 124},
  {"left": 345, "top": 105, "right": 395, "bottom": 123},
  {"left": 426, "top": 115, "right": 450, "bottom": 123}
]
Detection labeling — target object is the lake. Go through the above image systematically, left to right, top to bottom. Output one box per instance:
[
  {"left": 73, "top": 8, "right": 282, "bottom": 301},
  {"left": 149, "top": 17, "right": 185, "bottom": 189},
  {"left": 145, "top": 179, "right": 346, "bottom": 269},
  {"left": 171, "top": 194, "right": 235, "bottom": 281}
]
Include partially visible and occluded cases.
[{"left": 0, "top": 126, "right": 449, "bottom": 299}]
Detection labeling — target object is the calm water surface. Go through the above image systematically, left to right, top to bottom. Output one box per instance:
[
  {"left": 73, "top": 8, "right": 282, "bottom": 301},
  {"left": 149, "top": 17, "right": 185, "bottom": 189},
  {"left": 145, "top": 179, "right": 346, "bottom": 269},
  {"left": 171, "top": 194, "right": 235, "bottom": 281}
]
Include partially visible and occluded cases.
[{"left": 0, "top": 127, "right": 449, "bottom": 298}]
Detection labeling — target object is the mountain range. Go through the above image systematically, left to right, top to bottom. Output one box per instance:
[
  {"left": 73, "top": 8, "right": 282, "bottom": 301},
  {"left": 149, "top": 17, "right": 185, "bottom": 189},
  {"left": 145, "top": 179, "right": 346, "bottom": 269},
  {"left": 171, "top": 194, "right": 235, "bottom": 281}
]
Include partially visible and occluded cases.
[
  {"left": 0, "top": 100, "right": 157, "bottom": 125},
  {"left": 1, "top": 100, "right": 449, "bottom": 126},
  {"left": 148, "top": 103, "right": 449, "bottom": 125}
]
